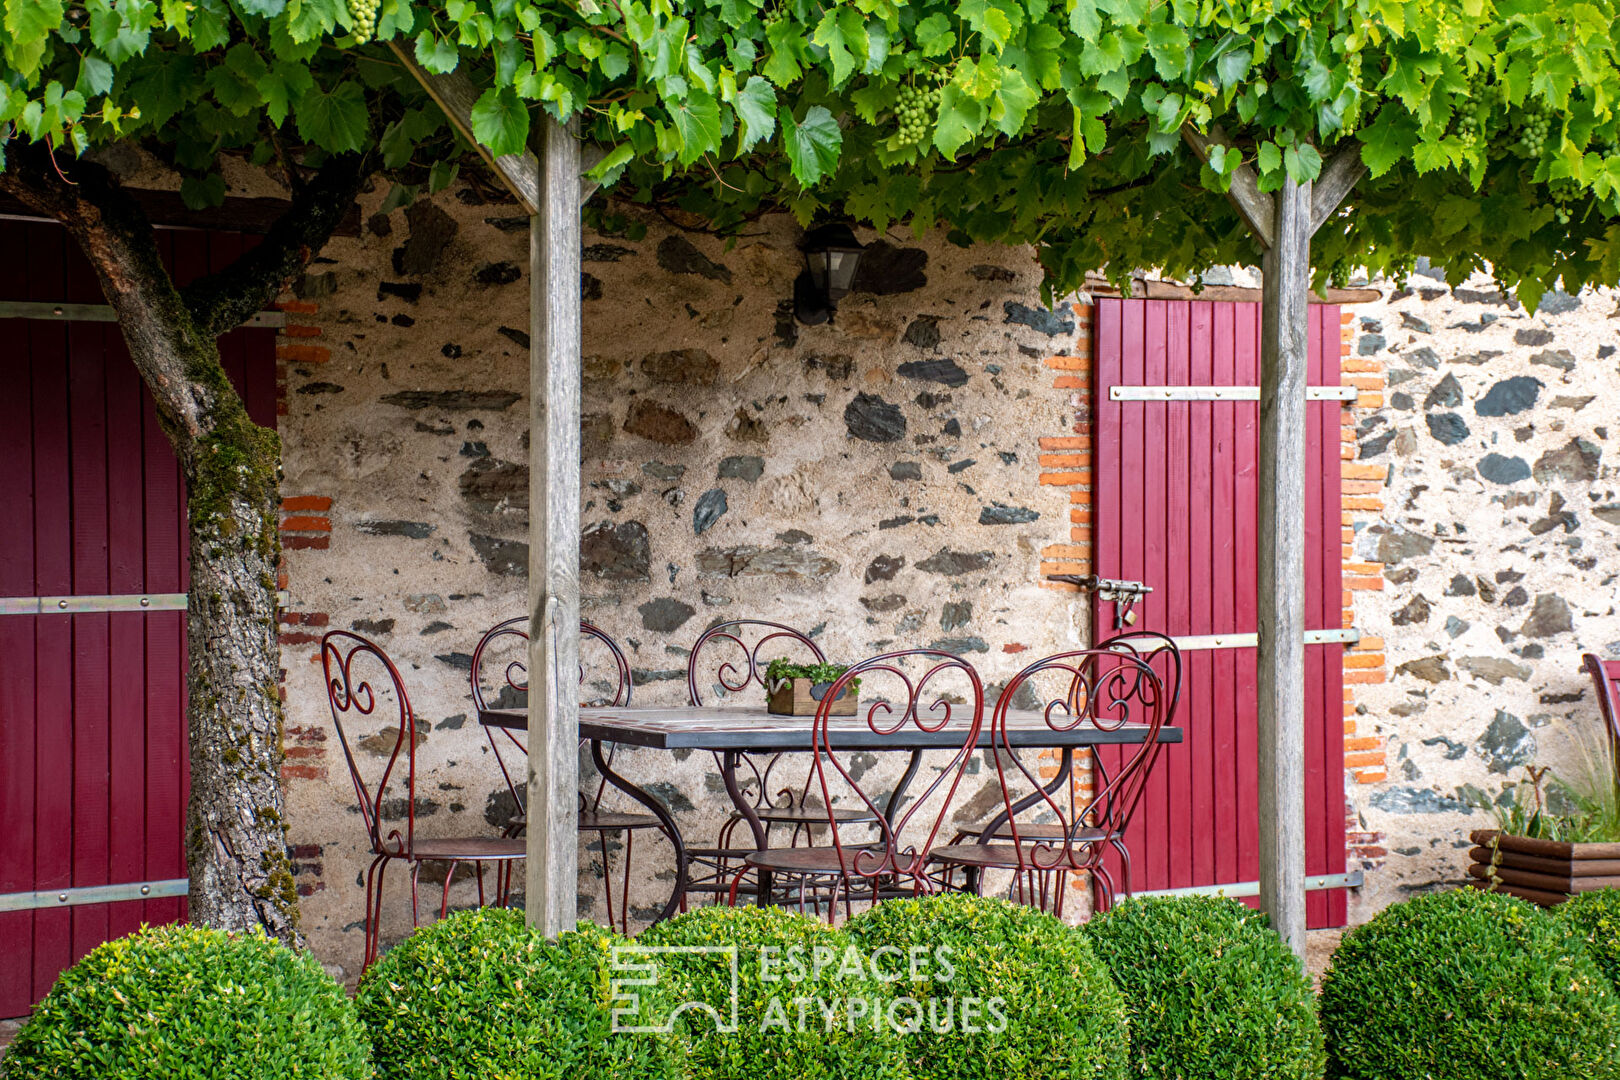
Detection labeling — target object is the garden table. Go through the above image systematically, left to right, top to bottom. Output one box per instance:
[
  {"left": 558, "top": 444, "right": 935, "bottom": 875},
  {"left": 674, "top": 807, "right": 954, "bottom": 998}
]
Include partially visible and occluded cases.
[{"left": 478, "top": 704, "right": 1181, "bottom": 921}]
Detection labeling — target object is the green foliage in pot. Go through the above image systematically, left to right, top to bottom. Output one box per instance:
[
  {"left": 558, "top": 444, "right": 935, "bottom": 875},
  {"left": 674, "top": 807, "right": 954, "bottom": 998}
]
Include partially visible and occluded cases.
[
  {"left": 764, "top": 659, "right": 860, "bottom": 697},
  {"left": 1320, "top": 888, "right": 1620, "bottom": 1079},
  {"left": 1557, "top": 888, "right": 1620, "bottom": 990},
  {"left": 845, "top": 893, "right": 1129, "bottom": 1080},
  {"left": 1082, "top": 896, "right": 1324, "bottom": 1080},
  {"left": 637, "top": 904, "right": 905, "bottom": 1080},
  {"left": 355, "top": 908, "right": 680, "bottom": 1080},
  {"left": 2, "top": 923, "right": 372, "bottom": 1080}
]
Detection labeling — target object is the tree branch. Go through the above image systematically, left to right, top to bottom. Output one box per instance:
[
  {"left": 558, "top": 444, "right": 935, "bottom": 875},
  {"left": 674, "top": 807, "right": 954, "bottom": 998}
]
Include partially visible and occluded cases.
[
  {"left": 1181, "top": 124, "right": 1276, "bottom": 249},
  {"left": 1310, "top": 141, "right": 1367, "bottom": 235},
  {"left": 182, "top": 153, "right": 368, "bottom": 337}
]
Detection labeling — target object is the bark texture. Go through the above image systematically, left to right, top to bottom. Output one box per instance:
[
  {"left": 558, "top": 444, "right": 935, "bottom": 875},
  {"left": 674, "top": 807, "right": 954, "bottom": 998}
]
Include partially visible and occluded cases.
[{"left": 0, "top": 146, "right": 365, "bottom": 945}]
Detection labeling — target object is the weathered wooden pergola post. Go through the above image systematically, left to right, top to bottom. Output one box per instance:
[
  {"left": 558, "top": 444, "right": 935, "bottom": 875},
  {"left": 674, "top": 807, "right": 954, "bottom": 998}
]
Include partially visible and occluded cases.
[
  {"left": 392, "top": 47, "right": 602, "bottom": 937},
  {"left": 1185, "top": 128, "right": 1365, "bottom": 956}
]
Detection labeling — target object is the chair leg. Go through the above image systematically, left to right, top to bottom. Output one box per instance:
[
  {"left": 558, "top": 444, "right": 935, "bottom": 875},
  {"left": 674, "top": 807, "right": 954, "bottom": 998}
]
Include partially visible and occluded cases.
[
  {"left": 620, "top": 829, "right": 635, "bottom": 935},
  {"left": 597, "top": 830, "right": 616, "bottom": 932},
  {"left": 1113, "top": 838, "right": 1134, "bottom": 899},
  {"left": 362, "top": 854, "right": 386, "bottom": 972},
  {"left": 408, "top": 860, "right": 422, "bottom": 927},
  {"left": 440, "top": 861, "right": 457, "bottom": 919},
  {"left": 475, "top": 861, "right": 487, "bottom": 907},
  {"left": 1092, "top": 862, "right": 1117, "bottom": 915},
  {"left": 725, "top": 867, "right": 751, "bottom": 907}
]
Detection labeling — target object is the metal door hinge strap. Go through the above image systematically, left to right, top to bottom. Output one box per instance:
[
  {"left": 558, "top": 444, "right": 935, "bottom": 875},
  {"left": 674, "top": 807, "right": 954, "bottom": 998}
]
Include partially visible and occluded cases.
[
  {"left": 0, "top": 301, "right": 285, "bottom": 328},
  {"left": 1110, "top": 385, "right": 1357, "bottom": 402},
  {"left": 0, "top": 591, "right": 291, "bottom": 615},
  {"left": 1171, "top": 628, "right": 1360, "bottom": 651},
  {"left": 1133, "top": 870, "right": 1363, "bottom": 901},
  {"left": 0, "top": 879, "right": 189, "bottom": 912}
]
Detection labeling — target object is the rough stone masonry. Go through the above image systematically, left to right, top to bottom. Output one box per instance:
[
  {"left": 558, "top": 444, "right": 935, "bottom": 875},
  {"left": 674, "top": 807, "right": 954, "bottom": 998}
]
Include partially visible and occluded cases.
[{"left": 267, "top": 177, "right": 1619, "bottom": 978}]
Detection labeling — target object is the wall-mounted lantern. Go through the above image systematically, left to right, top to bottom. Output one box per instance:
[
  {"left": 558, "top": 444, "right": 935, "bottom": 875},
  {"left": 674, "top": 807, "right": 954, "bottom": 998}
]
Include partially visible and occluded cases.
[{"left": 794, "top": 223, "right": 865, "bottom": 326}]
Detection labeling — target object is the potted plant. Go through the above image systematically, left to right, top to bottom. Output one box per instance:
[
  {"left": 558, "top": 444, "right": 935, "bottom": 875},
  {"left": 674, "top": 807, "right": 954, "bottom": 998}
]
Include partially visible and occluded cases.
[
  {"left": 764, "top": 659, "right": 860, "bottom": 717},
  {"left": 1461, "top": 732, "right": 1620, "bottom": 906}
]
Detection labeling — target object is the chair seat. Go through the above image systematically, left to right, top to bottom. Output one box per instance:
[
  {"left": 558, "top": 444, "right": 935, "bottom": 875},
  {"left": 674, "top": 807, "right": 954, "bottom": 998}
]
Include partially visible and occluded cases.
[
  {"left": 747, "top": 806, "right": 880, "bottom": 825},
  {"left": 507, "top": 811, "right": 664, "bottom": 831},
  {"left": 987, "top": 823, "right": 1111, "bottom": 843},
  {"left": 405, "top": 836, "right": 527, "bottom": 861},
  {"left": 930, "top": 842, "right": 1092, "bottom": 871},
  {"left": 744, "top": 846, "right": 888, "bottom": 876}
]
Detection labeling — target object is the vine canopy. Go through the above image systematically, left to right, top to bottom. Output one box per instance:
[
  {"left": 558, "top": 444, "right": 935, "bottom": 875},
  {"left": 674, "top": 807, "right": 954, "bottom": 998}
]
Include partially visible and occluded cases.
[{"left": 5, "top": 0, "right": 1620, "bottom": 304}]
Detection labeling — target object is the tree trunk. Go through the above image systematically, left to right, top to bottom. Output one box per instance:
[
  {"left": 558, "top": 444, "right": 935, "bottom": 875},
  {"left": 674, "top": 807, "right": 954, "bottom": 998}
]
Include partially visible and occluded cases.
[{"left": 0, "top": 146, "right": 364, "bottom": 946}]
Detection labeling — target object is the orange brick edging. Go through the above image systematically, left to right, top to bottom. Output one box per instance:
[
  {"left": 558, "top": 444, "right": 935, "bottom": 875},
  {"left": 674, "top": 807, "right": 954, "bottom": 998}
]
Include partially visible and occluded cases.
[{"left": 1339, "top": 310, "right": 1388, "bottom": 874}]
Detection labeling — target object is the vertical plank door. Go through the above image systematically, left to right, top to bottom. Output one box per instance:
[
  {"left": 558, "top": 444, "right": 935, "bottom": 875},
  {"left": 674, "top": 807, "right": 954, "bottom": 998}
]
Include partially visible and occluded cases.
[
  {"left": 0, "top": 221, "right": 277, "bottom": 1016},
  {"left": 1090, "top": 298, "right": 1348, "bottom": 928}
]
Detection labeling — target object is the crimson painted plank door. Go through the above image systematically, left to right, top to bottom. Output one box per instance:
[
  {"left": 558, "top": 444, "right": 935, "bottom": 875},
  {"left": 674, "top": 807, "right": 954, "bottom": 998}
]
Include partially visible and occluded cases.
[
  {"left": 0, "top": 221, "right": 277, "bottom": 1017},
  {"left": 1091, "top": 298, "right": 1348, "bottom": 928}
]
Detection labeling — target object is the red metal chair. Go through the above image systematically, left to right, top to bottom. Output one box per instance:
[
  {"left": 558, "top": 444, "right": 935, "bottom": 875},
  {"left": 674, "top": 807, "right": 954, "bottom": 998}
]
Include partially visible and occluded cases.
[
  {"left": 470, "top": 617, "right": 661, "bottom": 933},
  {"left": 684, "top": 619, "right": 880, "bottom": 908},
  {"left": 321, "top": 630, "right": 524, "bottom": 970},
  {"left": 929, "top": 641, "right": 1170, "bottom": 916},
  {"left": 728, "top": 649, "right": 985, "bottom": 919},
  {"left": 1584, "top": 652, "right": 1620, "bottom": 767}
]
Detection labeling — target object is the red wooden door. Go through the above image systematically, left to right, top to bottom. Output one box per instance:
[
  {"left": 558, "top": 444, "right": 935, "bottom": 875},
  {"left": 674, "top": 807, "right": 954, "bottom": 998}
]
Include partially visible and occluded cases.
[
  {"left": 0, "top": 221, "right": 277, "bottom": 1016},
  {"left": 1091, "top": 299, "right": 1348, "bottom": 928}
]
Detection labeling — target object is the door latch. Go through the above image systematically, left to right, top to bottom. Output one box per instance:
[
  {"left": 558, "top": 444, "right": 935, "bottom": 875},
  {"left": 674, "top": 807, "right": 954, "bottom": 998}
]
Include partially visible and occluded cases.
[{"left": 1045, "top": 574, "right": 1155, "bottom": 629}]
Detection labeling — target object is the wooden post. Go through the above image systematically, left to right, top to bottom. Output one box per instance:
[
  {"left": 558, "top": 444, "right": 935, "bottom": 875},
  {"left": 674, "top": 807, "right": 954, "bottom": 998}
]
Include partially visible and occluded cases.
[
  {"left": 525, "top": 116, "right": 583, "bottom": 938},
  {"left": 1258, "top": 175, "right": 1312, "bottom": 957}
]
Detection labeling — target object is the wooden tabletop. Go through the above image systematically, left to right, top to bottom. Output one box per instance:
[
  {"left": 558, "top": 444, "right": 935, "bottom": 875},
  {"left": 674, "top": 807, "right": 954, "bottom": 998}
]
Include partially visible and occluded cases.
[{"left": 479, "top": 704, "right": 1182, "bottom": 752}]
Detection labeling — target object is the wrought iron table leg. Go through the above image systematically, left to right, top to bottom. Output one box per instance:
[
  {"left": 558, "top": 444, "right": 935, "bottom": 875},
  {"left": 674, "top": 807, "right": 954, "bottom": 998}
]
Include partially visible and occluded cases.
[
  {"left": 590, "top": 739, "right": 687, "bottom": 923},
  {"left": 976, "top": 747, "right": 1075, "bottom": 841},
  {"left": 720, "top": 749, "right": 774, "bottom": 906},
  {"left": 883, "top": 750, "right": 924, "bottom": 825}
]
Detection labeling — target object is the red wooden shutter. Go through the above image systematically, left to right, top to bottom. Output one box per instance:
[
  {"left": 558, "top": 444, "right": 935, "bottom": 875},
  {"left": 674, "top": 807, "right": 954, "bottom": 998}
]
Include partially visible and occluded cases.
[
  {"left": 0, "top": 222, "right": 277, "bottom": 1016},
  {"left": 1091, "top": 298, "right": 1348, "bottom": 927}
]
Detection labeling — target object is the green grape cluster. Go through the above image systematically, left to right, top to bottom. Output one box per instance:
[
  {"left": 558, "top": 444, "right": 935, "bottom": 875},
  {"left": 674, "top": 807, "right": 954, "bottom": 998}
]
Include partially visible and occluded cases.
[
  {"left": 348, "top": 0, "right": 378, "bottom": 42},
  {"left": 762, "top": 3, "right": 785, "bottom": 26},
  {"left": 892, "top": 70, "right": 945, "bottom": 147},
  {"left": 1455, "top": 70, "right": 1490, "bottom": 142},
  {"left": 1518, "top": 101, "right": 1552, "bottom": 158}
]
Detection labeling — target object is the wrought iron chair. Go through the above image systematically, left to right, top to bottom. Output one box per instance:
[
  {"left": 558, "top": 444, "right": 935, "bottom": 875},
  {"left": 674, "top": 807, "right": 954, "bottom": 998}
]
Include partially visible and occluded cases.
[
  {"left": 470, "top": 616, "right": 662, "bottom": 933},
  {"left": 683, "top": 619, "right": 880, "bottom": 907},
  {"left": 322, "top": 630, "right": 524, "bottom": 971},
  {"left": 929, "top": 641, "right": 1171, "bottom": 916},
  {"left": 727, "top": 649, "right": 985, "bottom": 920}
]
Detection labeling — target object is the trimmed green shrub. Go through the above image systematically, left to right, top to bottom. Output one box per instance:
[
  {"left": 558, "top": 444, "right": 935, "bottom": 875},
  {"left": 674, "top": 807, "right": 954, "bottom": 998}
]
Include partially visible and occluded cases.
[
  {"left": 1557, "top": 887, "right": 1620, "bottom": 989},
  {"left": 1321, "top": 888, "right": 1620, "bottom": 1079},
  {"left": 845, "top": 893, "right": 1129, "bottom": 1080},
  {"left": 1083, "top": 895, "right": 1323, "bottom": 1079},
  {"left": 637, "top": 904, "right": 906, "bottom": 1080},
  {"left": 355, "top": 907, "right": 680, "bottom": 1080},
  {"left": 3, "top": 923, "right": 371, "bottom": 1080}
]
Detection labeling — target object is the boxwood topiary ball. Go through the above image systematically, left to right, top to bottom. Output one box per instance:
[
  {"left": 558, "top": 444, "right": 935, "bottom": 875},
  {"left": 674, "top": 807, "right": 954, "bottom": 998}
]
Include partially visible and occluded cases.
[
  {"left": 1556, "top": 887, "right": 1620, "bottom": 989},
  {"left": 1321, "top": 888, "right": 1620, "bottom": 1079},
  {"left": 845, "top": 893, "right": 1129, "bottom": 1080},
  {"left": 1083, "top": 895, "right": 1323, "bottom": 1079},
  {"left": 637, "top": 904, "right": 907, "bottom": 1080},
  {"left": 355, "top": 908, "right": 680, "bottom": 1080},
  {"left": 3, "top": 923, "right": 372, "bottom": 1080}
]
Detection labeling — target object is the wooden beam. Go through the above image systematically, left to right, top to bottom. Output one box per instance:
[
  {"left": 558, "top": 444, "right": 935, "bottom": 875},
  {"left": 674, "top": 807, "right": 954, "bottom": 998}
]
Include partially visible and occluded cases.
[
  {"left": 389, "top": 42, "right": 541, "bottom": 215},
  {"left": 388, "top": 43, "right": 606, "bottom": 213},
  {"left": 525, "top": 115, "right": 583, "bottom": 939},
  {"left": 1181, "top": 125, "right": 1275, "bottom": 249},
  {"left": 1310, "top": 143, "right": 1367, "bottom": 235},
  {"left": 1257, "top": 174, "right": 1312, "bottom": 959},
  {"left": 0, "top": 190, "right": 361, "bottom": 236},
  {"left": 1081, "top": 273, "right": 1380, "bottom": 306}
]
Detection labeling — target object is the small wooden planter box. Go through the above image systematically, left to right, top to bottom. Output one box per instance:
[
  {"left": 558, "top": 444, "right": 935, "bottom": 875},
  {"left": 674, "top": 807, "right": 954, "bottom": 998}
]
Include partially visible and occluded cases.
[
  {"left": 767, "top": 678, "right": 857, "bottom": 717},
  {"left": 1468, "top": 829, "right": 1620, "bottom": 907}
]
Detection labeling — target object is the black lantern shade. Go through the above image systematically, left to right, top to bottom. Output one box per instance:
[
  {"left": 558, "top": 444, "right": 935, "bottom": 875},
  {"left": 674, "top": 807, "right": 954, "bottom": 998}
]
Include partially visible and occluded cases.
[{"left": 794, "top": 223, "right": 865, "bottom": 325}]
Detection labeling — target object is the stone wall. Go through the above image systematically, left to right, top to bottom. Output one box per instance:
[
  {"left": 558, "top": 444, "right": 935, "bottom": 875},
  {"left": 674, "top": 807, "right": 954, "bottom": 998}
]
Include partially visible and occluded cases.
[
  {"left": 268, "top": 179, "right": 1620, "bottom": 979},
  {"left": 275, "top": 188, "right": 1095, "bottom": 977},
  {"left": 1336, "top": 268, "right": 1620, "bottom": 920}
]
